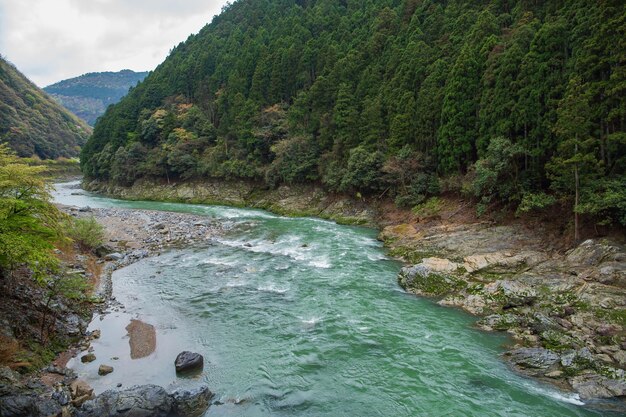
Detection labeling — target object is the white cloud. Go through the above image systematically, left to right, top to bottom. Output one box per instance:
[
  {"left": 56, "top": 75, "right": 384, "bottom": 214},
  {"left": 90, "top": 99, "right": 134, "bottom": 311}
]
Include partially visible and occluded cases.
[{"left": 0, "top": 0, "right": 230, "bottom": 87}]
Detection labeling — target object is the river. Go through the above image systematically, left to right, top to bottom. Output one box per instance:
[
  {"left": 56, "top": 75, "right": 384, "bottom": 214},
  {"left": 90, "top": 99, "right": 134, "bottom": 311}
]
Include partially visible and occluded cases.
[{"left": 53, "top": 181, "right": 606, "bottom": 417}]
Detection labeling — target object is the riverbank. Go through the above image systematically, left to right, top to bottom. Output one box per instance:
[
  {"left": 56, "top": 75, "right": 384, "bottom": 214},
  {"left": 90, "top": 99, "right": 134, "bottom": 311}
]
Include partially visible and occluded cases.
[
  {"left": 84, "top": 178, "right": 626, "bottom": 409},
  {"left": 84, "top": 178, "right": 382, "bottom": 226},
  {"left": 0, "top": 186, "right": 222, "bottom": 416}
]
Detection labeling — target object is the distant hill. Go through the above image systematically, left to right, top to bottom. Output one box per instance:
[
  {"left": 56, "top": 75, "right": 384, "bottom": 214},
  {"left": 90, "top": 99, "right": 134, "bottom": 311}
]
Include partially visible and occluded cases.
[
  {"left": 0, "top": 56, "right": 91, "bottom": 159},
  {"left": 44, "top": 70, "right": 148, "bottom": 126}
]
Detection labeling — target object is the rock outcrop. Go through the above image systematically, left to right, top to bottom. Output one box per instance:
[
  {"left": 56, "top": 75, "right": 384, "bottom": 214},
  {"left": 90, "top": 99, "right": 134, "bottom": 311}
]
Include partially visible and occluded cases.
[
  {"left": 385, "top": 219, "right": 626, "bottom": 405},
  {"left": 76, "top": 384, "right": 212, "bottom": 417}
]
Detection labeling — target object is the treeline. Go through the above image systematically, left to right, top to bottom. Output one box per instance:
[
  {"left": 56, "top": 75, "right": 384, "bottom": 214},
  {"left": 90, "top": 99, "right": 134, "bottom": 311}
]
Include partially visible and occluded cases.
[
  {"left": 81, "top": 0, "right": 626, "bottom": 228},
  {"left": 0, "top": 57, "right": 91, "bottom": 159}
]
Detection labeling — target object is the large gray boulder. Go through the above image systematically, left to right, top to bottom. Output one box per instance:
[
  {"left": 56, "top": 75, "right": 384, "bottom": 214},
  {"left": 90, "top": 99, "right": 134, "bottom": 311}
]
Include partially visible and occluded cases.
[
  {"left": 398, "top": 258, "right": 463, "bottom": 296},
  {"left": 505, "top": 347, "right": 560, "bottom": 374},
  {"left": 570, "top": 373, "right": 626, "bottom": 400},
  {"left": 76, "top": 384, "right": 213, "bottom": 417},
  {"left": 77, "top": 385, "right": 172, "bottom": 417},
  {"left": 0, "top": 394, "right": 62, "bottom": 417}
]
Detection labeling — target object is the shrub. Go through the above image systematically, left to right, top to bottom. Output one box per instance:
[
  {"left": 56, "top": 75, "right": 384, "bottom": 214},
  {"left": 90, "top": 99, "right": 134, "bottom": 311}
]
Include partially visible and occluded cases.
[
  {"left": 340, "top": 146, "right": 385, "bottom": 193},
  {"left": 516, "top": 192, "right": 558, "bottom": 215},
  {"left": 66, "top": 217, "right": 105, "bottom": 251}
]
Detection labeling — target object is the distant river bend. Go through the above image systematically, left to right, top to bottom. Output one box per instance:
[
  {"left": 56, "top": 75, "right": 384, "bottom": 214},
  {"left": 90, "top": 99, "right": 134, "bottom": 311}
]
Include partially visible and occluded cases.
[{"left": 53, "top": 181, "right": 604, "bottom": 417}]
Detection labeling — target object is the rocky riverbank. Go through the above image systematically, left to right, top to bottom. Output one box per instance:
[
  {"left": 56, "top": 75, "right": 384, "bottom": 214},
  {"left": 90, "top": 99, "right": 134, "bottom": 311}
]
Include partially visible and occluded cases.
[
  {"left": 84, "top": 178, "right": 380, "bottom": 226},
  {"left": 0, "top": 197, "right": 222, "bottom": 417},
  {"left": 64, "top": 204, "right": 223, "bottom": 299},
  {"left": 383, "top": 221, "right": 626, "bottom": 408}
]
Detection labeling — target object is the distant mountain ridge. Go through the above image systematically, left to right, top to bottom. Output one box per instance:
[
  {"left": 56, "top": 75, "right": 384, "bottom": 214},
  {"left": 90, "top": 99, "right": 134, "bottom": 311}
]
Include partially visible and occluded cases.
[
  {"left": 0, "top": 56, "right": 91, "bottom": 159},
  {"left": 44, "top": 70, "right": 148, "bottom": 126}
]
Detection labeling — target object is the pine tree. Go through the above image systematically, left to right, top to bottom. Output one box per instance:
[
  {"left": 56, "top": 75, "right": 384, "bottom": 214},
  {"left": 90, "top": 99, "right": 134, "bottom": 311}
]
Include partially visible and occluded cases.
[{"left": 548, "top": 76, "right": 600, "bottom": 241}]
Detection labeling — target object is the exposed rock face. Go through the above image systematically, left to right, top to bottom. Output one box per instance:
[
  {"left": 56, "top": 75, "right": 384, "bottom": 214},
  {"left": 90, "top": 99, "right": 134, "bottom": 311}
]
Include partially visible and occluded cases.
[
  {"left": 85, "top": 179, "right": 378, "bottom": 226},
  {"left": 385, "top": 218, "right": 626, "bottom": 404},
  {"left": 398, "top": 258, "right": 464, "bottom": 296},
  {"left": 505, "top": 348, "right": 560, "bottom": 375},
  {"left": 175, "top": 351, "right": 204, "bottom": 373},
  {"left": 570, "top": 373, "right": 626, "bottom": 400},
  {"left": 76, "top": 384, "right": 212, "bottom": 417},
  {"left": 77, "top": 385, "right": 172, "bottom": 417},
  {"left": 0, "top": 394, "right": 62, "bottom": 417}
]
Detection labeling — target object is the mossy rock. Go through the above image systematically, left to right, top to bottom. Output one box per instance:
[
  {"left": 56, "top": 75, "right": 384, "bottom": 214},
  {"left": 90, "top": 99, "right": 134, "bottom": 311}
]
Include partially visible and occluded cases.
[{"left": 398, "top": 265, "right": 465, "bottom": 296}]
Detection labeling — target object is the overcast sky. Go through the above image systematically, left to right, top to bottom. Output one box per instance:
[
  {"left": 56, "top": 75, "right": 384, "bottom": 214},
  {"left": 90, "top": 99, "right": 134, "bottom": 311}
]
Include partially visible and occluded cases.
[{"left": 0, "top": 0, "right": 230, "bottom": 87}]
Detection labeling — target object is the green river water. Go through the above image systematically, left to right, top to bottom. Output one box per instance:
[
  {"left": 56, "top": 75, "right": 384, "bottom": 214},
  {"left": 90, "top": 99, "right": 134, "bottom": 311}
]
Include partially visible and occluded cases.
[{"left": 53, "top": 181, "right": 609, "bottom": 417}]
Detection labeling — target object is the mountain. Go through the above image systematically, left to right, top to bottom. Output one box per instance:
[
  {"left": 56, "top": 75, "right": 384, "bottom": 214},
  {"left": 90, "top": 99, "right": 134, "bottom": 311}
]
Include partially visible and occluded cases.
[
  {"left": 80, "top": 0, "right": 626, "bottom": 226},
  {"left": 0, "top": 56, "right": 91, "bottom": 159},
  {"left": 44, "top": 70, "right": 149, "bottom": 126}
]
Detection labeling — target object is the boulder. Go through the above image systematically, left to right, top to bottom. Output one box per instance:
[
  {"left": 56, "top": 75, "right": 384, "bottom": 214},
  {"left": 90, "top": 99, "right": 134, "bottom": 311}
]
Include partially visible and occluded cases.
[
  {"left": 565, "top": 239, "right": 618, "bottom": 266},
  {"left": 94, "top": 244, "right": 115, "bottom": 258},
  {"left": 104, "top": 253, "right": 123, "bottom": 261},
  {"left": 398, "top": 259, "right": 463, "bottom": 296},
  {"left": 484, "top": 280, "right": 537, "bottom": 309},
  {"left": 505, "top": 347, "right": 559, "bottom": 374},
  {"left": 175, "top": 351, "right": 204, "bottom": 373},
  {"left": 81, "top": 353, "right": 96, "bottom": 363},
  {"left": 98, "top": 365, "right": 114, "bottom": 376},
  {"left": 570, "top": 373, "right": 626, "bottom": 400},
  {"left": 70, "top": 380, "right": 94, "bottom": 407},
  {"left": 71, "top": 380, "right": 93, "bottom": 398},
  {"left": 77, "top": 385, "right": 173, "bottom": 417},
  {"left": 170, "top": 386, "right": 213, "bottom": 417},
  {"left": 0, "top": 394, "right": 62, "bottom": 417}
]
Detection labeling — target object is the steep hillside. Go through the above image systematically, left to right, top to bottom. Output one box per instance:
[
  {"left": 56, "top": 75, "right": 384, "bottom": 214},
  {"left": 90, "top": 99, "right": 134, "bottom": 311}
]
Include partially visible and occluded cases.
[
  {"left": 81, "top": 0, "right": 625, "bottom": 229},
  {"left": 0, "top": 57, "right": 91, "bottom": 159},
  {"left": 44, "top": 70, "right": 149, "bottom": 126}
]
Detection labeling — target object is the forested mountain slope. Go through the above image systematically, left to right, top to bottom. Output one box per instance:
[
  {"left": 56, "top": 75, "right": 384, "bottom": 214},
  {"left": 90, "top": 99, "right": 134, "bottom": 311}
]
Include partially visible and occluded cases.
[
  {"left": 81, "top": 0, "right": 626, "bottom": 227},
  {"left": 0, "top": 57, "right": 91, "bottom": 159},
  {"left": 44, "top": 70, "right": 148, "bottom": 126}
]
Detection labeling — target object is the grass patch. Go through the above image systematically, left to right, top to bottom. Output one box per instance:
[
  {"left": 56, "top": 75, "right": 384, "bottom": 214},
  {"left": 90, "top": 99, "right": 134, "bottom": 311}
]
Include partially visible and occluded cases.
[{"left": 595, "top": 308, "right": 626, "bottom": 326}]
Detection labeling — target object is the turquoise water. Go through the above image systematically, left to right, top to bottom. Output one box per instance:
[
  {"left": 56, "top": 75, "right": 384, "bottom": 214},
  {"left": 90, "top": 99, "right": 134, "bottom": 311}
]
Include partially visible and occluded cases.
[{"left": 54, "top": 181, "right": 606, "bottom": 416}]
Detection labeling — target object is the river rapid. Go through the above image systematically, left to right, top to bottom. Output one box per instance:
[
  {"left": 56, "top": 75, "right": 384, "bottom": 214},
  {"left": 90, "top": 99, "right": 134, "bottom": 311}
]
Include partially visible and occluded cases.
[{"left": 53, "top": 181, "right": 606, "bottom": 417}]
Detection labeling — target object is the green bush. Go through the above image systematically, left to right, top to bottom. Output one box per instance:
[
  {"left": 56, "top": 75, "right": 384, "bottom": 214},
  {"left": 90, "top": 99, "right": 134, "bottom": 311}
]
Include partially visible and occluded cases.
[
  {"left": 340, "top": 146, "right": 385, "bottom": 193},
  {"left": 516, "top": 192, "right": 558, "bottom": 215},
  {"left": 66, "top": 216, "right": 105, "bottom": 251}
]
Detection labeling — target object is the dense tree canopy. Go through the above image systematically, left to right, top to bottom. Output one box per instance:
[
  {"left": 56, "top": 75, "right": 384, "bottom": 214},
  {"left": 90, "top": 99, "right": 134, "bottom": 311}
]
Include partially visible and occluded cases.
[
  {"left": 81, "top": 0, "right": 626, "bottom": 227},
  {"left": 0, "top": 57, "right": 91, "bottom": 159}
]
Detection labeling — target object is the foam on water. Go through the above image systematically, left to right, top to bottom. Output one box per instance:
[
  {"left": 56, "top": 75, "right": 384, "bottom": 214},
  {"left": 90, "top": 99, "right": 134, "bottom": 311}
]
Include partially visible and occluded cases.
[{"left": 257, "top": 283, "right": 289, "bottom": 294}]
